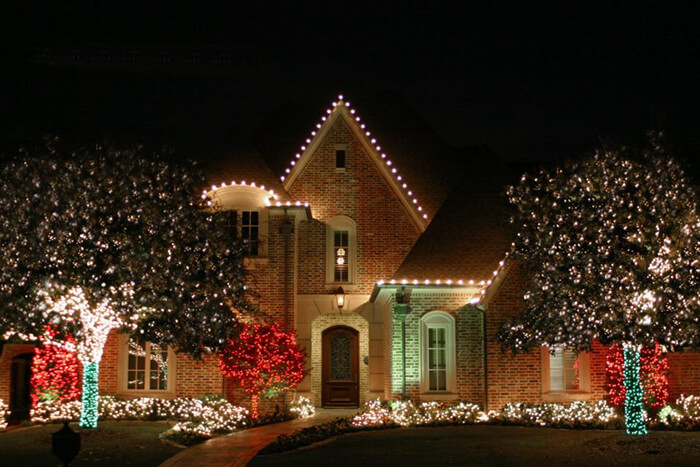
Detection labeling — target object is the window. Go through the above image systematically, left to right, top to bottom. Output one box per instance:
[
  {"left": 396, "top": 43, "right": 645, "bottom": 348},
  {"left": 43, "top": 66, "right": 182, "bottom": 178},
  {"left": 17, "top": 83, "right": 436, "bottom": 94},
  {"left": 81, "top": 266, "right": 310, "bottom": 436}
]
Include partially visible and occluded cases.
[
  {"left": 335, "top": 149, "right": 346, "bottom": 169},
  {"left": 219, "top": 209, "right": 261, "bottom": 256},
  {"left": 241, "top": 210, "right": 259, "bottom": 256},
  {"left": 326, "top": 216, "right": 357, "bottom": 285},
  {"left": 334, "top": 230, "right": 349, "bottom": 282},
  {"left": 420, "top": 311, "right": 456, "bottom": 394},
  {"left": 125, "top": 336, "right": 172, "bottom": 392},
  {"left": 542, "top": 346, "right": 590, "bottom": 397},
  {"left": 549, "top": 347, "right": 579, "bottom": 390}
]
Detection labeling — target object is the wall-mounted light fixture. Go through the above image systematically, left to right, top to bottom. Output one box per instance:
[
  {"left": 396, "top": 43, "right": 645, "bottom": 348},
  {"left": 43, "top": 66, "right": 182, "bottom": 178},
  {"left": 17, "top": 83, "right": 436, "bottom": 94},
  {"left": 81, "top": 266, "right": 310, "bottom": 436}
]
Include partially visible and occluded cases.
[{"left": 335, "top": 286, "right": 346, "bottom": 310}]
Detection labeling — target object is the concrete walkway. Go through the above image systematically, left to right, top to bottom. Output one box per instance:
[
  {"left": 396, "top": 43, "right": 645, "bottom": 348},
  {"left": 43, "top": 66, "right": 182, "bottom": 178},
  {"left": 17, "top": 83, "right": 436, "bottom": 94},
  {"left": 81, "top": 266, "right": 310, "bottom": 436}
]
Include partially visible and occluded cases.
[{"left": 160, "top": 408, "right": 358, "bottom": 467}]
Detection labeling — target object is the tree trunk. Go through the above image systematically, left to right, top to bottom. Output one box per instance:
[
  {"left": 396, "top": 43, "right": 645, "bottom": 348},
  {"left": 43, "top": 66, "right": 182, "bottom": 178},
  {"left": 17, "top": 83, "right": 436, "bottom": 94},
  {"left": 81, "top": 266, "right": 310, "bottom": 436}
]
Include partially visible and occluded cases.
[
  {"left": 623, "top": 344, "right": 647, "bottom": 435},
  {"left": 79, "top": 361, "right": 100, "bottom": 428},
  {"left": 250, "top": 394, "right": 260, "bottom": 420}
]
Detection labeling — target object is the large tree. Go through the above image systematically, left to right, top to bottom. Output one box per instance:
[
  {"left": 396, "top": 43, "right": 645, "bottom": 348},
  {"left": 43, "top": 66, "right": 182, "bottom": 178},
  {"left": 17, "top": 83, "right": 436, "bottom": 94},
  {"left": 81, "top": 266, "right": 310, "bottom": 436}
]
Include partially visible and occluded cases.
[
  {"left": 0, "top": 137, "right": 254, "bottom": 427},
  {"left": 499, "top": 137, "right": 700, "bottom": 435}
]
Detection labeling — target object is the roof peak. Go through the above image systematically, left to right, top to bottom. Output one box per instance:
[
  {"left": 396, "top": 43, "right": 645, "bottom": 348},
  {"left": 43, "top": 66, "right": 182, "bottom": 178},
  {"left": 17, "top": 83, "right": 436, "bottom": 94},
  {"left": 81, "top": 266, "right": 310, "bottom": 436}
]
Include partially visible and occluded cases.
[{"left": 278, "top": 94, "right": 430, "bottom": 230}]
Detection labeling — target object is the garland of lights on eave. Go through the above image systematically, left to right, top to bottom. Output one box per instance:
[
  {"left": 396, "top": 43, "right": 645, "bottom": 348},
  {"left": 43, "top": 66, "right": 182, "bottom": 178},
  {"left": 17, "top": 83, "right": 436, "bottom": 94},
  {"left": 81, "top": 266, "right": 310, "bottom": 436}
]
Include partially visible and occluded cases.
[
  {"left": 279, "top": 95, "right": 430, "bottom": 222},
  {"left": 203, "top": 180, "right": 311, "bottom": 209},
  {"left": 376, "top": 255, "right": 509, "bottom": 304}
]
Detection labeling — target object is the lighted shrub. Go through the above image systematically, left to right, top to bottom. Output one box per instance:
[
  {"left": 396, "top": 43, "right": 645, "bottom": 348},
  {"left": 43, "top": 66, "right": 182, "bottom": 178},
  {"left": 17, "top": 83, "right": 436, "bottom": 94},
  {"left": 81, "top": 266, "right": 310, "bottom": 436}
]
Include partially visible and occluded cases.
[{"left": 0, "top": 398, "right": 9, "bottom": 430}]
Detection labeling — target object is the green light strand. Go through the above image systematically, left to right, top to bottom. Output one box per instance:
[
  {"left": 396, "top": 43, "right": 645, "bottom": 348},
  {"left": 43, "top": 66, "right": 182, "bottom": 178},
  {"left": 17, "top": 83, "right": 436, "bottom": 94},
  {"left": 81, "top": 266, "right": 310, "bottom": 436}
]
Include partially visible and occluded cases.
[
  {"left": 623, "top": 346, "right": 647, "bottom": 435},
  {"left": 79, "top": 361, "right": 100, "bottom": 429}
]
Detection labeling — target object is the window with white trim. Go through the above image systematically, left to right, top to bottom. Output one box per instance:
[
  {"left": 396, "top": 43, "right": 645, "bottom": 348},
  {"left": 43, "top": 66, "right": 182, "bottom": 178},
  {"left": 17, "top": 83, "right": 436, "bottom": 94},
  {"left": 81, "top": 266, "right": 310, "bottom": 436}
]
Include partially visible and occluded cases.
[
  {"left": 326, "top": 216, "right": 356, "bottom": 285},
  {"left": 420, "top": 311, "right": 456, "bottom": 393},
  {"left": 124, "top": 336, "right": 174, "bottom": 392},
  {"left": 541, "top": 346, "right": 590, "bottom": 396}
]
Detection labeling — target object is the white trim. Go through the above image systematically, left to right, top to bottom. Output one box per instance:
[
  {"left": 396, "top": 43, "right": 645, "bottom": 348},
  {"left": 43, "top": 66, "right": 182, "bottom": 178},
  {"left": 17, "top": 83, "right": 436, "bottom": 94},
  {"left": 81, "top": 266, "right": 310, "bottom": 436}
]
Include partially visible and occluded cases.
[
  {"left": 326, "top": 215, "right": 357, "bottom": 287},
  {"left": 420, "top": 311, "right": 457, "bottom": 395},
  {"left": 541, "top": 346, "right": 591, "bottom": 401}
]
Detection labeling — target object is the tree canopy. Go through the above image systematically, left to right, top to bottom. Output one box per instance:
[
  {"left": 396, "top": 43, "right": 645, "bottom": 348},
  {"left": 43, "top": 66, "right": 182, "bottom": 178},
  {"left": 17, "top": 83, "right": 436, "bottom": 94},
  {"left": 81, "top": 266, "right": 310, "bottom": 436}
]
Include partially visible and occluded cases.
[
  {"left": 0, "top": 136, "right": 254, "bottom": 358},
  {"left": 498, "top": 138, "right": 700, "bottom": 352}
]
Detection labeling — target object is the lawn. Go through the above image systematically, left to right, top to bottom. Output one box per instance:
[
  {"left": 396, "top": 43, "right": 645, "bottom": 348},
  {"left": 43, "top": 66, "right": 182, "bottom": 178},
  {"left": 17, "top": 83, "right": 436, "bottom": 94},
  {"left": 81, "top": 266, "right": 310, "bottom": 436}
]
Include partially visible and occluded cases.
[
  {"left": 0, "top": 421, "right": 182, "bottom": 466},
  {"left": 251, "top": 425, "right": 700, "bottom": 466}
]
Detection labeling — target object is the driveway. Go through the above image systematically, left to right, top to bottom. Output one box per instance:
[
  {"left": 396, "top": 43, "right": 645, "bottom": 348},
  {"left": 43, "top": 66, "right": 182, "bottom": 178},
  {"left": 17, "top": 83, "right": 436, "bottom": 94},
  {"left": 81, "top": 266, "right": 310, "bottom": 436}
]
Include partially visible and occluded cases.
[{"left": 249, "top": 425, "right": 700, "bottom": 466}]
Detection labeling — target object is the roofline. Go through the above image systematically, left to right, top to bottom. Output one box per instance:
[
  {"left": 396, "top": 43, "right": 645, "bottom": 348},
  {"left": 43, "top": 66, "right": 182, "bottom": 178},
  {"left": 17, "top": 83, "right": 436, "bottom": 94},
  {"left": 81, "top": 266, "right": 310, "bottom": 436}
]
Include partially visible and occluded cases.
[
  {"left": 280, "top": 96, "right": 429, "bottom": 232},
  {"left": 369, "top": 283, "right": 482, "bottom": 302}
]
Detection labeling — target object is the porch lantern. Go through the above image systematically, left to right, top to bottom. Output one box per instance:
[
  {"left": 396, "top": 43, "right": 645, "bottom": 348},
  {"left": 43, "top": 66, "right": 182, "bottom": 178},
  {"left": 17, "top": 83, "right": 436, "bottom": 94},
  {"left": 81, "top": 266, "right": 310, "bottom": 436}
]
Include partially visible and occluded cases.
[
  {"left": 335, "top": 286, "right": 346, "bottom": 310},
  {"left": 393, "top": 287, "right": 412, "bottom": 398}
]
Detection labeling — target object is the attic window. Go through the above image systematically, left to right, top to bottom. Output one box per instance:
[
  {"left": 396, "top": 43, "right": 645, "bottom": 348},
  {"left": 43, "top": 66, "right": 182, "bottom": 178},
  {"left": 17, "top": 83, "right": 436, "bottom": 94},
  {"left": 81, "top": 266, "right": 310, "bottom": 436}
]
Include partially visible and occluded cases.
[{"left": 335, "top": 149, "right": 346, "bottom": 169}]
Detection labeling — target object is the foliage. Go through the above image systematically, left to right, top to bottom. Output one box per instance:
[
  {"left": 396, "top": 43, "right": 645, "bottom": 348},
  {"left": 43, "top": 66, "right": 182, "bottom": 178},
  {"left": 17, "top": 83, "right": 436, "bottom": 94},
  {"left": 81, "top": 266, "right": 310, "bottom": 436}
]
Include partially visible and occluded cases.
[
  {"left": 0, "top": 136, "right": 254, "bottom": 358},
  {"left": 498, "top": 138, "right": 700, "bottom": 434},
  {"left": 499, "top": 139, "right": 700, "bottom": 352},
  {"left": 218, "top": 323, "right": 306, "bottom": 418},
  {"left": 31, "top": 333, "right": 82, "bottom": 406},
  {"left": 606, "top": 343, "right": 670, "bottom": 411},
  {"left": 30, "top": 395, "right": 248, "bottom": 426},
  {"left": 289, "top": 395, "right": 316, "bottom": 419},
  {"left": 655, "top": 395, "right": 700, "bottom": 430},
  {"left": 0, "top": 398, "right": 8, "bottom": 430},
  {"left": 352, "top": 399, "right": 483, "bottom": 428},
  {"left": 498, "top": 401, "right": 618, "bottom": 429},
  {"left": 260, "top": 417, "right": 359, "bottom": 454}
]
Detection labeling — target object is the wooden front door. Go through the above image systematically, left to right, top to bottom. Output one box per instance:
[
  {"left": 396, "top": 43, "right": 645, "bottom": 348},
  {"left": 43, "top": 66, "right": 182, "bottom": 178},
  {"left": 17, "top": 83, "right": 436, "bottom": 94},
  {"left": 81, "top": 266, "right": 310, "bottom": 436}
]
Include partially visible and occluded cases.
[{"left": 322, "top": 326, "right": 359, "bottom": 407}]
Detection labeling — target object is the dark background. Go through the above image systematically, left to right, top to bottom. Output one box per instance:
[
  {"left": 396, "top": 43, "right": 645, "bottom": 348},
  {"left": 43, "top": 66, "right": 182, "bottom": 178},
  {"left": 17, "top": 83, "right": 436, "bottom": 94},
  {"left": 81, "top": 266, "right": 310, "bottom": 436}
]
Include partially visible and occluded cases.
[{"left": 2, "top": 1, "right": 699, "bottom": 177}]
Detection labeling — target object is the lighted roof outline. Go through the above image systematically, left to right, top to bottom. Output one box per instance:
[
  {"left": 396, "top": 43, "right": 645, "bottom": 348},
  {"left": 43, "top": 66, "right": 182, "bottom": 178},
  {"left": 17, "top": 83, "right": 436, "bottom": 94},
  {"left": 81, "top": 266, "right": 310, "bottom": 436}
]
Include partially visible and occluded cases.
[{"left": 279, "top": 94, "right": 430, "bottom": 231}]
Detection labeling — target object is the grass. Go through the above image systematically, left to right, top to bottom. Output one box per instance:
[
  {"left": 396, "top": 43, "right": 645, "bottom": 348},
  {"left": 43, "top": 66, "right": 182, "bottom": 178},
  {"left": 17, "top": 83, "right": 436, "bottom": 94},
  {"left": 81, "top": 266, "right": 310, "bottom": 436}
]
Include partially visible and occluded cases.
[
  {"left": 0, "top": 421, "right": 182, "bottom": 466},
  {"left": 251, "top": 425, "right": 700, "bottom": 466}
]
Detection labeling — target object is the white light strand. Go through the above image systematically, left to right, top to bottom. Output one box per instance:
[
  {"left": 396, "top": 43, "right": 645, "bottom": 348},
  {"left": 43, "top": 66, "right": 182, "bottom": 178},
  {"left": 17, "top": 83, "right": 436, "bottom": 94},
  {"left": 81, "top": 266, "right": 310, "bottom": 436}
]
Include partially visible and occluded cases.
[{"left": 279, "top": 95, "right": 429, "bottom": 221}]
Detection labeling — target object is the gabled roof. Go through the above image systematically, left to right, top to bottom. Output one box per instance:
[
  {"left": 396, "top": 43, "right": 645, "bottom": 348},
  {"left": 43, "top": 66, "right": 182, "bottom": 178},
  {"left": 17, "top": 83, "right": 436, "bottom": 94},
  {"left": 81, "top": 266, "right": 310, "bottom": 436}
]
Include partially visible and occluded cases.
[
  {"left": 253, "top": 91, "right": 466, "bottom": 229},
  {"left": 391, "top": 150, "right": 513, "bottom": 285}
]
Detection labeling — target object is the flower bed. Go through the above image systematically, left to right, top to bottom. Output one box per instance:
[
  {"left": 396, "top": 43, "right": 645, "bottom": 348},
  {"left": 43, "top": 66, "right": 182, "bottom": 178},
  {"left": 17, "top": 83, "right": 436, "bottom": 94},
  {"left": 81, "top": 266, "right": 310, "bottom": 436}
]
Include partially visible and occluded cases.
[
  {"left": 27, "top": 394, "right": 316, "bottom": 446},
  {"left": 260, "top": 396, "right": 700, "bottom": 455}
]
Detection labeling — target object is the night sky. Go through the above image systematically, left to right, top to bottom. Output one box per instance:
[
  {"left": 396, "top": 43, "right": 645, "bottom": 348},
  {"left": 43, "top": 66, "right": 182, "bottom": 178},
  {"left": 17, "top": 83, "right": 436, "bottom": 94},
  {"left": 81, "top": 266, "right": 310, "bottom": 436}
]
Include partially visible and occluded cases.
[{"left": 3, "top": 2, "right": 700, "bottom": 176}]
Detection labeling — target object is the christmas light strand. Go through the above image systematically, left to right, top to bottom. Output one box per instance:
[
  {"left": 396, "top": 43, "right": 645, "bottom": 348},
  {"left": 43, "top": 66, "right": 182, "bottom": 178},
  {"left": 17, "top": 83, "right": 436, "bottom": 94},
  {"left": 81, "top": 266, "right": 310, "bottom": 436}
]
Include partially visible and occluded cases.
[{"left": 279, "top": 95, "right": 429, "bottom": 221}]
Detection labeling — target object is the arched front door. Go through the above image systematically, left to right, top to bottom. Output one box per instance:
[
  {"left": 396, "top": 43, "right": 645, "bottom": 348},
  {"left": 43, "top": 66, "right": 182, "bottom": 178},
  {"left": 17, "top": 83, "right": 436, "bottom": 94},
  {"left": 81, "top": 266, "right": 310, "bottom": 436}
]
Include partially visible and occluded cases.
[
  {"left": 322, "top": 326, "right": 359, "bottom": 407},
  {"left": 10, "top": 353, "right": 33, "bottom": 424}
]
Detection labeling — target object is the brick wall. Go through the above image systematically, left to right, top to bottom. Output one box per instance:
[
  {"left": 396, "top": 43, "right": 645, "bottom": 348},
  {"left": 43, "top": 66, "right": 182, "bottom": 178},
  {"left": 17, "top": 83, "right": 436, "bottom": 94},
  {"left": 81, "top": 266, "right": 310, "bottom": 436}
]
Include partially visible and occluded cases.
[
  {"left": 291, "top": 117, "right": 421, "bottom": 295},
  {"left": 388, "top": 289, "right": 485, "bottom": 405},
  {"left": 0, "top": 343, "right": 36, "bottom": 405},
  {"left": 667, "top": 351, "right": 700, "bottom": 401}
]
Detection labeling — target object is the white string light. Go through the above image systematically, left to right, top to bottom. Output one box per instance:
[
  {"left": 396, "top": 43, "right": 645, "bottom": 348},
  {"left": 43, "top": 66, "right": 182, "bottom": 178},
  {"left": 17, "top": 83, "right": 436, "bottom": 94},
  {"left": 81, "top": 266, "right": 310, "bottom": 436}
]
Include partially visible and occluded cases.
[{"left": 279, "top": 95, "right": 429, "bottom": 221}]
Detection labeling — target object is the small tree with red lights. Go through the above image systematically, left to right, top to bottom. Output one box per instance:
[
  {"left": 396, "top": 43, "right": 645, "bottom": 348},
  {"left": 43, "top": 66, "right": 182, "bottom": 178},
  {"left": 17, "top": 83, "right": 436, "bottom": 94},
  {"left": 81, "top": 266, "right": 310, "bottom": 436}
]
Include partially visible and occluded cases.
[
  {"left": 218, "top": 323, "right": 306, "bottom": 419},
  {"left": 31, "top": 334, "right": 82, "bottom": 406},
  {"left": 606, "top": 343, "right": 670, "bottom": 412}
]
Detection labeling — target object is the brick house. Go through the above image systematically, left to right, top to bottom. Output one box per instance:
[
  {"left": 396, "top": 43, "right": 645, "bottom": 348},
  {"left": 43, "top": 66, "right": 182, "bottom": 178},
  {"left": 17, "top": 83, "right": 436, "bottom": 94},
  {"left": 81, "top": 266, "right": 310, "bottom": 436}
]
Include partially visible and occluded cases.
[{"left": 2, "top": 94, "right": 699, "bottom": 418}]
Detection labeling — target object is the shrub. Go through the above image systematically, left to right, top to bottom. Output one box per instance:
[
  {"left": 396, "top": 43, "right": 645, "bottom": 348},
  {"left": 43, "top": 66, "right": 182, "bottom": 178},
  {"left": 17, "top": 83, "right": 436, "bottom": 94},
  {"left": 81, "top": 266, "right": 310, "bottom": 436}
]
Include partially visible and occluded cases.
[
  {"left": 655, "top": 395, "right": 700, "bottom": 430},
  {"left": 289, "top": 396, "right": 315, "bottom": 419},
  {"left": 0, "top": 398, "right": 8, "bottom": 430},
  {"left": 497, "top": 401, "right": 618, "bottom": 429}
]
